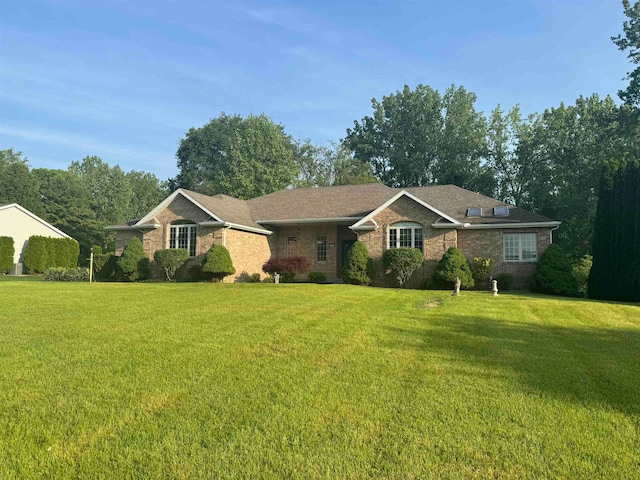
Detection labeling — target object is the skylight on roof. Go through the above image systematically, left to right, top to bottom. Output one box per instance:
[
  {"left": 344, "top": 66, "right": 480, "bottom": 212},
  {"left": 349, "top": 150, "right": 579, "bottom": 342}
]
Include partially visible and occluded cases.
[
  {"left": 493, "top": 206, "right": 510, "bottom": 216},
  {"left": 466, "top": 207, "right": 482, "bottom": 217}
]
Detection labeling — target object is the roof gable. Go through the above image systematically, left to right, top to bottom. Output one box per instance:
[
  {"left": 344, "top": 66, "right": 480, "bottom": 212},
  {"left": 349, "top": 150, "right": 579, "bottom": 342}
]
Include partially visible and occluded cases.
[
  {"left": 351, "top": 190, "right": 461, "bottom": 229},
  {"left": 0, "top": 203, "right": 70, "bottom": 238}
]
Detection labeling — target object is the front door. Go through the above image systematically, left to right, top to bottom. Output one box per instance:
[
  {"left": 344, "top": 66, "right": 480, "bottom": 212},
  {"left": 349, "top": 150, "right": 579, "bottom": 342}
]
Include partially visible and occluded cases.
[{"left": 338, "top": 239, "right": 356, "bottom": 278}]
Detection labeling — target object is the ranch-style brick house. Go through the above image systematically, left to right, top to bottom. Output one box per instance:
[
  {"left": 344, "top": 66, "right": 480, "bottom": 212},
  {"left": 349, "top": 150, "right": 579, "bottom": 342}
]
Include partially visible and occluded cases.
[{"left": 107, "top": 183, "right": 560, "bottom": 288}]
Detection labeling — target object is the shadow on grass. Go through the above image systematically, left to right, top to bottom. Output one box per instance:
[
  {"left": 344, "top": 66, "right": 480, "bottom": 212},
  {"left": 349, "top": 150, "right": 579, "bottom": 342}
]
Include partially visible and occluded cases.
[{"left": 385, "top": 315, "right": 640, "bottom": 415}]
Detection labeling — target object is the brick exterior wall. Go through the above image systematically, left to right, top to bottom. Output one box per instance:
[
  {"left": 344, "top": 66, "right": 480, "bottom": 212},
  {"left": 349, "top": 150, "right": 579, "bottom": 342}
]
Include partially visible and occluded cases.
[
  {"left": 114, "top": 192, "right": 553, "bottom": 288},
  {"left": 115, "top": 194, "right": 269, "bottom": 282},
  {"left": 359, "top": 196, "right": 457, "bottom": 288},
  {"left": 267, "top": 224, "right": 340, "bottom": 281},
  {"left": 457, "top": 227, "right": 552, "bottom": 289},
  {"left": 225, "top": 228, "right": 272, "bottom": 282}
]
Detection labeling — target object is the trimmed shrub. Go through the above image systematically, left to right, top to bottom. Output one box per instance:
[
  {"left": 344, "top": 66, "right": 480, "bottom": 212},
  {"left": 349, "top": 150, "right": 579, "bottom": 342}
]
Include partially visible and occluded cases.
[
  {"left": 0, "top": 236, "right": 14, "bottom": 274},
  {"left": 23, "top": 236, "right": 49, "bottom": 273},
  {"left": 23, "top": 236, "right": 79, "bottom": 272},
  {"left": 117, "top": 237, "right": 149, "bottom": 281},
  {"left": 342, "top": 241, "right": 371, "bottom": 286},
  {"left": 202, "top": 244, "right": 236, "bottom": 282},
  {"left": 533, "top": 244, "right": 579, "bottom": 297},
  {"left": 92, "top": 245, "right": 103, "bottom": 255},
  {"left": 433, "top": 247, "right": 474, "bottom": 289},
  {"left": 154, "top": 248, "right": 189, "bottom": 281},
  {"left": 383, "top": 248, "right": 424, "bottom": 288},
  {"left": 93, "top": 254, "right": 117, "bottom": 280},
  {"left": 573, "top": 255, "right": 592, "bottom": 298},
  {"left": 262, "top": 256, "right": 311, "bottom": 283},
  {"left": 472, "top": 257, "right": 492, "bottom": 290},
  {"left": 44, "top": 267, "right": 89, "bottom": 282},
  {"left": 309, "top": 271, "right": 327, "bottom": 284},
  {"left": 250, "top": 273, "right": 262, "bottom": 283},
  {"left": 494, "top": 273, "right": 514, "bottom": 291}
]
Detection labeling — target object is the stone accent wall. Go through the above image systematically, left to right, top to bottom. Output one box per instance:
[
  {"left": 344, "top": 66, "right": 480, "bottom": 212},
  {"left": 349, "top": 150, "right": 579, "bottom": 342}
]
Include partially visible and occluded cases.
[
  {"left": 358, "top": 196, "right": 457, "bottom": 288},
  {"left": 457, "top": 227, "right": 552, "bottom": 289},
  {"left": 225, "top": 228, "right": 272, "bottom": 283}
]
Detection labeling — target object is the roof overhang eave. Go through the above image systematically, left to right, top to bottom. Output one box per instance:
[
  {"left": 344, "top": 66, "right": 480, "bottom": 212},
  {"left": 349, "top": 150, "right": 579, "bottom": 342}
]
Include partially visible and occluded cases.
[
  {"left": 257, "top": 216, "right": 363, "bottom": 225},
  {"left": 199, "top": 221, "right": 272, "bottom": 235},
  {"left": 431, "top": 221, "right": 562, "bottom": 229}
]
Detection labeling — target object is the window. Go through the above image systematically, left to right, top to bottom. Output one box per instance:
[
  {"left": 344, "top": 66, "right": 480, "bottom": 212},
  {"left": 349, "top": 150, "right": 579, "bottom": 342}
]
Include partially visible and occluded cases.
[
  {"left": 493, "top": 206, "right": 510, "bottom": 216},
  {"left": 467, "top": 207, "right": 482, "bottom": 217},
  {"left": 169, "top": 222, "right": 197, "bottom": 257},
  {"left": 388, "top": 222, "right": 423, "bottom": 252},
  {"left": 503, "top": 233, "right": 537, "bottom": 262},
  {"left": 316, "top": 235, "right": 327, "bottom": 262},
  {"left": 285, "top": 236, "right": 297, "bottom": 256}
]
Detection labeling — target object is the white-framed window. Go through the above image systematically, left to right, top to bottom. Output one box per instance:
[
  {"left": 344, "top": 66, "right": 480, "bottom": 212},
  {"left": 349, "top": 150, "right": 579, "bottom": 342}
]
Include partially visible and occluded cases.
[
  {"left": 169, "top": 222, "right": 197, "bottom": 257},
  {"left": 388, "top": 222, "right": 423, "bottom": 252},
  {"left": 503, "top": 233, "right": 537, "bottom": 262},
  {"left": 316, "top": 235, "right": 327, "bottom": 262},
  {"left": 285, "top": 236, "right": 297, "bottom": 257}
]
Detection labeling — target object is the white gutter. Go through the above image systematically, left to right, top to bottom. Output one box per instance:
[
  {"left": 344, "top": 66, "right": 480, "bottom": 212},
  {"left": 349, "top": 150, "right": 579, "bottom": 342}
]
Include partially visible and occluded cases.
[
  {"left": 256, "top": 216, "right": 363, "bottom": 225},
  {"left": 349, "top": 219, "right": 378, "bottom": 231},
  {"left": 199, "top": 221, "right": 272, "bottom": 235},
  {"left": 431, "top": 221, "right": 562, "bottom": 230},
  {"left": 105, "top": 223, "right": 160, "bottom": 231},
  {"left": 549, "top": 224, "right": 560, "bottom": 243}
]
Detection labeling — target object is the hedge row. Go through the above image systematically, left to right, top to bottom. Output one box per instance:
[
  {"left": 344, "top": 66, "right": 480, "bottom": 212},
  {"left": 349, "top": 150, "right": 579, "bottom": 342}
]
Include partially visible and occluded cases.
[
  {"left": 0, "top": 236, "right": 14, "bottom": 274},
  {"left": 23, "top": 236, "right": 79, "bottom": 273}
]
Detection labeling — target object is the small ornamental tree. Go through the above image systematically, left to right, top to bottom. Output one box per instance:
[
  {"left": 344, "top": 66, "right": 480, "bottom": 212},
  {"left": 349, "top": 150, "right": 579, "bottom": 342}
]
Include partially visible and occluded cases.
[
  {"left": 0, "top": 236, "right": 14, "bottom": 274},
  {"left": 117, "top": 237, "right": 149, "bottom": 281},
  {"left": 342, "top": 241, "right": 371, "bottom": 285},
  {"left": 202, "top": 244, "right": 236, "bottom": 282},
  {"left": 533, "top": 244, "right": 579, "bottom": 297},
  {"left": 433, "top": 247, "right": 474, "bottom": 289},
  {"left": 154, "top": 248, "right": 189, "bottom": 281},
  {"left": 383, "top": 248, "right": 424, "bottom": 287},
  {"left": 572, "top": 255, "right": 592, "bottom": 298},
  {"left": 262, "top": 256, "right": 311, "bottom": 282},
  {"left": 472, "top": 257, "right": 492, "bottom": 290}
]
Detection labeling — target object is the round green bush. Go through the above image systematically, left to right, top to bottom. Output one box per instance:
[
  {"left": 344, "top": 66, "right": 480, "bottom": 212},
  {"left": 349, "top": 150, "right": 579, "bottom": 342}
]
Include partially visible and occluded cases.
[
  {"left": 342, "top": 241, "right": 371, "bottom": 285},
  {"left": 202, "top": 244, "right": 236, "bottom": 282},
  {"left": 533, "top": 244, "right": 579, "bottom": 297},
  {"left": 433, "top": 247, "right": 474, "bottom": 289},
  {"left": 308, "top": 271, "right": 327, "bottom": 283},
  {"left": 494, "top": 272, "right": 514, "bottom": 291}
]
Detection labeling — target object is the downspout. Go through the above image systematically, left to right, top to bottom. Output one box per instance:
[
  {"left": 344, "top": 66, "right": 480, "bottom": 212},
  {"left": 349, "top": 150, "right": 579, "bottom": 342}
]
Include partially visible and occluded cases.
[{"left": 549, "top": 225, "right": 560, "bottom": 244}]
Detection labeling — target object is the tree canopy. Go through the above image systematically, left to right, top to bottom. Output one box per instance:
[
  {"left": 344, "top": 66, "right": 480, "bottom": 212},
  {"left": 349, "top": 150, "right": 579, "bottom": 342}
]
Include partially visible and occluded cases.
[
  {"left": 612, "top": 0, "right": 640, "bottom": 106},
  {"left": 174, "top": 113, "right": 299, "bottom": 199}
]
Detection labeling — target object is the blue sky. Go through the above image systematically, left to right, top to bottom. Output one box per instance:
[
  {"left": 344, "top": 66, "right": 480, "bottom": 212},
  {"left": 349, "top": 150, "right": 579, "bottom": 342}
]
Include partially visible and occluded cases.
[{"left": 0, "top": 0, "right": 630, "bottom": 180}]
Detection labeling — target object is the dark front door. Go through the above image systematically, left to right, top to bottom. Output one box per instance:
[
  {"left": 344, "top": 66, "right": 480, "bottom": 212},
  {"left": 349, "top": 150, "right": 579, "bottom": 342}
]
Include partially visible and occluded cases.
[{"left": 339, "top": 239, "right": 356, "bottom": 278}]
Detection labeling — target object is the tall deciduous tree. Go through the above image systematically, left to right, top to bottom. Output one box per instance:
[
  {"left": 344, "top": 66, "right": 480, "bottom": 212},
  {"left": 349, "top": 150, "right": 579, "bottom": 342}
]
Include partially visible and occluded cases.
[
  {"left": 612, "top": 0, "right": 640, "bottom": 106},
  {"left": 344, "top": 84, "right": 491, "bottom": 194},
  {"left": 174, "top": 113, "right": 299, "bottom": 199},
  {"left": 294, "top": 142, "right": 375, "bottom": 188},
  {"left": 0, "top": 149, "right": 44, "bottom": 216}
]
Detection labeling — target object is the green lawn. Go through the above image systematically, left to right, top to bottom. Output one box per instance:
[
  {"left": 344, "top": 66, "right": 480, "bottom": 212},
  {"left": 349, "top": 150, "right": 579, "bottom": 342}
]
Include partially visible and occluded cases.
[{"left": 1, "top": 283, "right": 639, "bottom": 479}]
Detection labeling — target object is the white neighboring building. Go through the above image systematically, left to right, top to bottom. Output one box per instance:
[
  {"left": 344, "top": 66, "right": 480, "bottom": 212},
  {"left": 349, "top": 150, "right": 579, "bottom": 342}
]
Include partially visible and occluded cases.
[{"left": 0, "top": 203, "right": 70, "bottom": 272}]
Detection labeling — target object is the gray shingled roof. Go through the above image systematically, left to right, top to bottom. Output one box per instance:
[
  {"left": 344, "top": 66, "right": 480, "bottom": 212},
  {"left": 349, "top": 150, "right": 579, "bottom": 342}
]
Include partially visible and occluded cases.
[
  {"left": 110, "top": 183, "right": 555, "bottom": 231},
  {"left": 247, "top": 183, "right": 395, "bottom": 221},
  {"left": 404, "top": 185, "right": 553, "bottom": 224},
  {"left": 181, "top": 189, "right": 265, "bottom": 230}
]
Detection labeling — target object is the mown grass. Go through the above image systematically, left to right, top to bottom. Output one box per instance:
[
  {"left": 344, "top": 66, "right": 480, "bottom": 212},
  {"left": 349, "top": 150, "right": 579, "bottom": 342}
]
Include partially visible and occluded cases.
[{"left": 1, "top": 282, "right": 638, "bottom": 479}]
